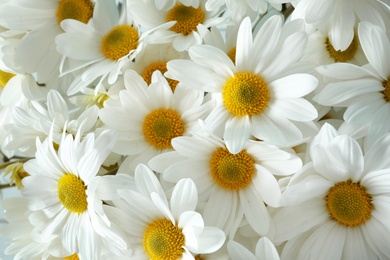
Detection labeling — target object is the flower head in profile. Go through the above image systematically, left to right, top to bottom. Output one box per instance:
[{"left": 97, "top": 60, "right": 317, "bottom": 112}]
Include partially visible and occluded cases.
[
  {"left": 167, "top": 16, "right": 318, "bottom": 153},
  {"left": 273, "top": 123, "right": 390, "bottom": 259},
  {"left": 21, "top": 128, "right": 126, "bottom": 259},
  {"left": 114, "top": 164, "right": 226, "bottom": 259}
]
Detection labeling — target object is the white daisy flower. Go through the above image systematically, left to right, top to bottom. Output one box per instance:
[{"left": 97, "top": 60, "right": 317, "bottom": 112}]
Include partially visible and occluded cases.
[
  {"left": 0, "top": 0, "right": 94, "bottom": 87},
  {"left": 56, "top": 0, "right": 168, "bottom": 95},
  {"left": 128, "top": 0, "right": 226, "bottom": 51},
  {"left": 291, "top": 0, "right": 390, "bottom": 51},
  {"left": 167, "top": 16, "right": 318, "bottom": 153},
  {"left": 314, "top": 22, "right": 390, "bottom": 150},
  {"left": 122, "top": 43, "right": 187, "bottom": 92},
  {"left": 99, "top": 69, "right": 214, "bottom": 171},
  {"left": 5, "top": 89, "right": 99, "bottom": 156},
  {"left": 149, "top": 123, "right": 302, "bottom": 237},
  {"left": 273, "top": 123, "right": 390, "bottom": 259},
  {"left": 21, "top": 129, "right": 126, "bottom": 259},
  {"left": 114, "top": 163, "right": 226, "bottom": 259},
  {"left": 227, "top": 237, "right": 280, "bottom": 260}
]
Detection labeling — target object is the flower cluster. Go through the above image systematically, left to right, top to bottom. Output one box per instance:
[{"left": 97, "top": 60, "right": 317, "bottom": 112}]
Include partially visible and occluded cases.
[{"left": 0, "top": 0, "right": 390, "bottom": 259}]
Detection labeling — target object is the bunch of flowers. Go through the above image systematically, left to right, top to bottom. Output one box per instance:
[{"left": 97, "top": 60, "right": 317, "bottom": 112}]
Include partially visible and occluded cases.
[{"left": 0, "top": 0, "right": 390, "bottom": 259}]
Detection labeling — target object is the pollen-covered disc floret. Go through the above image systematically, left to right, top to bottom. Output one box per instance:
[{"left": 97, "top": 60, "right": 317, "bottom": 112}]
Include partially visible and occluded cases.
[
  {"left": 56, "top": 0, "right": 94, "bottom": 24},
  {"left": 166, "top": 3, "right": 205, "bottom": 35},
  {"left": 101, "top": 24, "right": 139, "bottom": 61},
  {"left": 325, "top": 36, "right": 358, "bottom": 62},
  {"left": 142, "top": 61, "right": 179, "bottom": 92},
  {"left": 0, "top": 70, "right": 15, "bottom": 88},
  {"left": 222, "top": 72, "right": 270, "bottom": 117},
  {"left": 382, "top": 77, "right": 390, "bottom": 102},
  {"left": 143, "top": 108, "right": 185, "bottom": 150},
  {"left": 209, "top": 147, "right": 255, "bottom": 191},
  {"left": 57, "top": 173, "right": 88, "bottom": 214},
  {"left": 325, "top": 179, "right": 373, "bottom": 227},
  {"left": 143, "top": 218, "right": 185, "bottom": 260}
]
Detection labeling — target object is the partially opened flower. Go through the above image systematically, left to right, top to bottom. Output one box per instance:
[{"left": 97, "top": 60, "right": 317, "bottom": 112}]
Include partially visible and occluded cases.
[
  {"left": 167, "top": 16, "right": 318, "bottom": 153},
  {"left": 273, "top": 124, "right": 390, "bottom": 259},
  {"left": 114, "top": 163, "right": 226, "bottom": 259}
]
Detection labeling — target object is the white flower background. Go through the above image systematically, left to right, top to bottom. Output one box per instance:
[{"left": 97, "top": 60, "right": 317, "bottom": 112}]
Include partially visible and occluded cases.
[{"left": 0, "top": 0, "right": 390, "bottom": 259}]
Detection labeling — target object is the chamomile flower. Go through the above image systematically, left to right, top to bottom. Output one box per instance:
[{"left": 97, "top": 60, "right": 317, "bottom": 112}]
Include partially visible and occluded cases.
[
  {"left": 0, "top": 0, "right": 94, "bottom": 88},
  {"left": 56, "top": 0, "right": 167, "bottom": 95},
  {"left": 128, "top": 0, "right": 226, "bottom": 51},
  {"left": 291, "top": 0, "right": 390, "bottom": 51},
  {"left": 167, "top": 16, "right": 318, "bottom": 153},
  {"left": 314, "top": 22, "right": 390, "bottom": 150},
  {"left": 122, "top": 43, "right": 187, "bottom": 92},
  {"left": 99, "top": 69, "right": 214, "bottom": 171},
  {"left": 5, "top": 89, "right": 99, "bottom": 156},
  {"left": 149, "top": 123, "right": 302, "bottom": 237},
  {"left": 273, "top": 123, "right": 390, "bottom": 259},
  {"left": 21, "top": 129, "right": 126, "bottom": 259},
  {"left": 114, "top": 163, "right": 226, "bottom": 259}
]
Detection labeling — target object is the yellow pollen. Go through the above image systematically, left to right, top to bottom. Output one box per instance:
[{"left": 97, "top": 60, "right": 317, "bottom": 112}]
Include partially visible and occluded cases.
[
  {"left": 56, "top": 0, "right": 93, "bottom": 24},
  {"left": 166, "top": 3, "right": 205, "bottom": 35},
  {"left": 101, "top": 25, "right": 139, "bottom": 61},
  {"left": 325, "top": 36, "right": 358, "bottom": 63},
  {"left": 227, "top": 47, "right": 236, "bottom": 64},
  {"left": 141, "top": 61, "right": 179, "bottom": 92},
  {"left": 0, "top": 70, "right": 15, "bottom": 88},
  {"left": 222, "top": 72, "right": 269, "bottom": 117},
  {"left": 382, "top": 78, "right": 390, "bottom": 102},
  {"left": 143, "top": 108, "right": 185, "bottom": 150},
  {"left": 209, "top": 147, "right": 255, "bottom": 191},
  {"left": 4, "top": 162, "right": 29, "bottom": 189},
  {"left": 57, "top": 173, "right": 88, "bottom": 214},
  {"left": 325, "top": 179, "right": 373, "bottom": 227},
  {"left": 143, "top": 218, "right": 185, "bottom": 260},
  {"left": 64, "top": 253, "right": 79, "bottom": 260}
]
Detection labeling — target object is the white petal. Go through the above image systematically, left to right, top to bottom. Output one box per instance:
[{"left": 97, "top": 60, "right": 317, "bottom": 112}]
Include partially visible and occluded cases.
[
  {"left": 235, "top": 17, "right": 253, "bottom": 71},
  {"left": 358, "top": 21, "right": 390, "bottom": 80},
  {"left": 270, "top": 73, "right": 318, "bottom": 99},
  {"left": 270, "top": 98, "right": 318, "bottom": 122},
  {"left": 224, "top": 116, "right": 251, "bottom": 154},
  {"left": 364, "top": 133, "right": 390, "bottom": 172},
  {"left": 134, "top": 164, "right": 167, "bottom": 204},
  {"left": 252, "top": 165, "right": 282, "bottom": 207},
  {"left": 170, "top": 178, "right": 198, "bottom": 219},
  {"left": 191, "top": 226, "right": 226, "bottom": 254},
  {"left": 255, "top": 237, "right": 280, "bottom": 260},
  {"left": 227, "top": 240, "right": 257, "bottom": 260}
]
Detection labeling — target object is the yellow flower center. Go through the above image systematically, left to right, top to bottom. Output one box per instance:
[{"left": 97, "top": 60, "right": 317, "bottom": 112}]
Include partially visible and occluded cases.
[
  {"left": 56, "top": 0, "right": 93, "bottom": 25},
  {"left": 166, "top": 3, "right": 205, "bottom": 35},
  {"left": 101, "top": 25, "right": 139, "bottom": 61},
  {"left": 325, "top": 36, "right": 358, "bottom": 63},
  {"left": 227, "top": 47, "right": 236, "bottom": 64},
  {"left": 142, "top": 61, "right": 179, "bottom": 92},
  {"left": 0, "top": 70, "right": 15, "bottom": 88},
  {"left": 222, "top": 72, "right": 269, "bottom": 117},
  {"left": 382, "top": 77, "right": 390, "bottom": 102},
  {"left": 143, "top": 108, "right": 185, "bottom": 150},
  {"left": 209, "top": 147, "right": 255, "bottom": 191},
  {"left": 57, "top": 174, "right": 88, "bottom": 214},
  {"left": 325, "top": 180, "right": 373, "bottom": 227},
  {"left": 143, "top": 218, "right": 185, "bottom": 260},
  {"left": 64, "top": 253, "right": 79, "bottom": 260}
]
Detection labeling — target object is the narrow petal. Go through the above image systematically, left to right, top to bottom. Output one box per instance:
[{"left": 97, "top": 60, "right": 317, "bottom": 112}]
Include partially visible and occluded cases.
[
  {"left": 235, "top": 17, "right": 253, "bottom": 71},
  {"left": 270, "top": 73, "right": 318, "bottom": 99},
  {"left": 224, "top": 116, "right": 251, "bottom": 154},
  {"left": 170, "top": 178, "right": 198, "bottom": 219}
]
